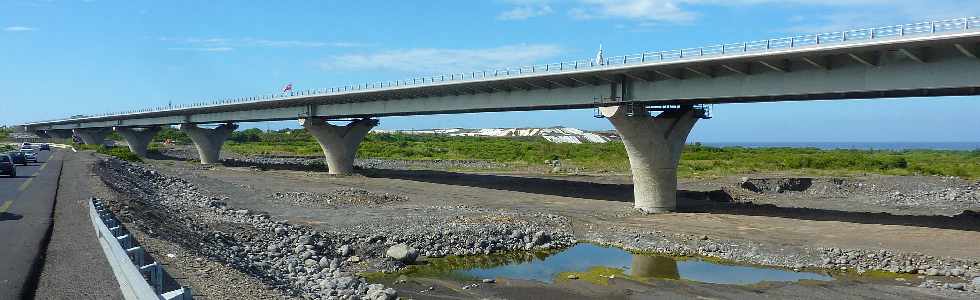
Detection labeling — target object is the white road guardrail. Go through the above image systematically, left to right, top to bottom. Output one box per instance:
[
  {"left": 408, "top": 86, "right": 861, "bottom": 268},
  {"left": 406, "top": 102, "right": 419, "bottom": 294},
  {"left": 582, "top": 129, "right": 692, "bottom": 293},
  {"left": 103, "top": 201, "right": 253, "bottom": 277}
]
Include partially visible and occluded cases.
[{"left": 90, "top": 198, "right": 193, "bottom": 300}]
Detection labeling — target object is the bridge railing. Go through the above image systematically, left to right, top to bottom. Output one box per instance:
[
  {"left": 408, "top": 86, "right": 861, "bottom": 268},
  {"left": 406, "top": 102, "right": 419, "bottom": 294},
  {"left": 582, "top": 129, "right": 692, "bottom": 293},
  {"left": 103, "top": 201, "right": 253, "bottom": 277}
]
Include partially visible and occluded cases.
[{"left": 28, "top": 16, "right": 980, "bottom": 125}]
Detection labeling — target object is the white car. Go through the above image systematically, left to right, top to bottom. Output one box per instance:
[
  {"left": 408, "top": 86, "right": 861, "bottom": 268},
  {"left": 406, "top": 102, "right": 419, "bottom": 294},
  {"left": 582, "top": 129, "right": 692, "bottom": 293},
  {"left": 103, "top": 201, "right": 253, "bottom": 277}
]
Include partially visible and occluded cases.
[{"left": 20, "top": 149, "right": 37, "bottom": 163}]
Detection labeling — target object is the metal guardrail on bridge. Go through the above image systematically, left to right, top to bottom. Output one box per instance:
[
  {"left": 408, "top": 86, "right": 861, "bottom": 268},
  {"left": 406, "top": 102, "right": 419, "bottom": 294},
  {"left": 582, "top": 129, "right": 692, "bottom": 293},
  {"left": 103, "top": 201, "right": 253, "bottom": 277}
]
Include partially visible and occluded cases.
[
  {"left": 29, "top": 16, "right": 980, "bottom": 125},
  {"left": 89, "top": 198, "right": 193, "bottom": 300}
]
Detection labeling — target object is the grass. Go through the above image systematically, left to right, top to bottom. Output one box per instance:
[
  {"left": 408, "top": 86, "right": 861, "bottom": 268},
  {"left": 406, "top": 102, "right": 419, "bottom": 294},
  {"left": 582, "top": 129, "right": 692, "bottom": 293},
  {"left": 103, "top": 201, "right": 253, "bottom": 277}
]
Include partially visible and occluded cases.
[
  {"left": 111, "top": 127, "right": 980, "bottom": 179},
  {"left": 221, "top": 131, "right": 980, "bottom": 179},
  {"left": 75, "top": 144, "right": 143, "bottom": 162}
]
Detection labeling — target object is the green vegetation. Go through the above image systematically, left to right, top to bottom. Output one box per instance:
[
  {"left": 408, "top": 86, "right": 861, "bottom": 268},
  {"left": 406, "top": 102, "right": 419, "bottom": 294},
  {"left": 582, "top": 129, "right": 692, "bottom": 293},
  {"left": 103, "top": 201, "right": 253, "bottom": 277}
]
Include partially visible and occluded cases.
[
  {"left": 80, "top": 126, "right": 979, "bottom": 179},
  {"left": 153, "top": 127, "right": 191, "bottom": 144},
  {"left": 221, "top": 130, "right": 980, "bottom": 179},
  {"left": 75, "top": 144, "right": 143, "bottom": 162}
]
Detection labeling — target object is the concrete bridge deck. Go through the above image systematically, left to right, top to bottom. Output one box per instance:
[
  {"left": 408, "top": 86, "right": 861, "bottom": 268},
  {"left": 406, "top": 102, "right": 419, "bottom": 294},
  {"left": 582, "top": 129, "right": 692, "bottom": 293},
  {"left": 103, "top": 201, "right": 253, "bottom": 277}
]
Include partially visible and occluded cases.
[{"left": 17, "top": 17, "right": 980, "bottom": 213}]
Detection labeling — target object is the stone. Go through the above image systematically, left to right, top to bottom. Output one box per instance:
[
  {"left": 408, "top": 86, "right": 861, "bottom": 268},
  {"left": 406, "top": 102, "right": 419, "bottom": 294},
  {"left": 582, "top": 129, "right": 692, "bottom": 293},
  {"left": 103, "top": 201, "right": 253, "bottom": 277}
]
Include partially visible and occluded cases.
[
  {"left": 532, "top": 231, "right": 550, "bottom": 245},
  {"left": 337, "top": 244, "right": 352, "bottom": 256},
  {"left": 386, "top": 244, "right": 419, "bottom": 263},
  {"left": 347, "top": 256, "right": 361, "bottom": 263},
  {"left": 319, "top": 257, "right": 330, "bottom": 268},
  {"left": 925, "top": 268, "right": 939, "bottom": 276},
  {"left": 567, "top": 274, "right": 579, "bottom": 279},
  {"left": 336, "top": 276, "right": 356, "bottom": 289},
  {"left": 973, "top": 277, "right": 980, "bottom": 289},
  {"left": 481, "top": 278, "right": 495, "bottom": 283}
]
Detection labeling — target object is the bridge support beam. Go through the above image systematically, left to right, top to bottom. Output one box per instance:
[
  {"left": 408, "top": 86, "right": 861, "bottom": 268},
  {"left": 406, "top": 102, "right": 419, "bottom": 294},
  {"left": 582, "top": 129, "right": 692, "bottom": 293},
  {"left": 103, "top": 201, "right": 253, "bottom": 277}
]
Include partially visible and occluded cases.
[
  {"left": 601, "top": 105, "right": 701, "bottom": 213},
  {"left": 301, "top": 118, "right": 378, "bottom": 175},
  {"left": 179, "top": 123, "right": 237, "bottom": 164},
  {"left": 114, "top": 126, "right": 161, "bottom": 157},
  {"left": 73, "top": 128, "right": 111, "bottom": 145},
  {"left": 44, "top": 130, "right": 74, "bottom": 140}
]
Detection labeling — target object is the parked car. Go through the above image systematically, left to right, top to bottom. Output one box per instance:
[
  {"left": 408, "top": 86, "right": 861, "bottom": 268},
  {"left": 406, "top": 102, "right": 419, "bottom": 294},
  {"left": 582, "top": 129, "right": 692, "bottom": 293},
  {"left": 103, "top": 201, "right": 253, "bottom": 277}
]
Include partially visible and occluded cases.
[
  {"left": 39, "top": 144, "right": 50, "bottom": 151},
  {"left": 21, "top": 150, "right": 37, "bottom": 163},
  {"left": 7, "top": 151, "right": 27, "bottom": 166},
  {"left": 0, "top": 154, "right": 16, "bottom": 177}
]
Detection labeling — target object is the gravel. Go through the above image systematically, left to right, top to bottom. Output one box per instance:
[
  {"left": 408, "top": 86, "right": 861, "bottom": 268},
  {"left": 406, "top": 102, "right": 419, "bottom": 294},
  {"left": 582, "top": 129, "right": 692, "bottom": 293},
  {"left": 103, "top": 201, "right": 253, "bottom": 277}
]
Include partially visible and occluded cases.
[
  {"left": 94, "top": 156, "right": 575, "bottom": 299},
  {"left": 732, "top": 176, "right": 980, "bottom": 214},
  {"left": 269, "top": 189, "right": 407, "bottom": 209}
]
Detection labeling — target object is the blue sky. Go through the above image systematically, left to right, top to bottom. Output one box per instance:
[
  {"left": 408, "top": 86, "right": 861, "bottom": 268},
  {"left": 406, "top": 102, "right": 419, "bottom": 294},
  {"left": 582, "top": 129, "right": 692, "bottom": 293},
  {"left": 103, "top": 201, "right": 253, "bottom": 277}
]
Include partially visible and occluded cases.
[{"left": 1, "top": 0, "right": 979, "bottom": 142}]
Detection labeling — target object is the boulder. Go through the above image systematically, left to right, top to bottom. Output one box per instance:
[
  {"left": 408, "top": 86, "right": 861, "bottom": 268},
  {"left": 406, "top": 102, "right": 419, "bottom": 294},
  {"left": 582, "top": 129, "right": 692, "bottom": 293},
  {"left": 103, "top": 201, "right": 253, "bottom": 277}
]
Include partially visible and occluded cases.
[
  {"left": 336, "top": 244, "right": 352, "bottom": 256},
  {"left": 386, "top": 244, "right": 419, "bottom": 263}
]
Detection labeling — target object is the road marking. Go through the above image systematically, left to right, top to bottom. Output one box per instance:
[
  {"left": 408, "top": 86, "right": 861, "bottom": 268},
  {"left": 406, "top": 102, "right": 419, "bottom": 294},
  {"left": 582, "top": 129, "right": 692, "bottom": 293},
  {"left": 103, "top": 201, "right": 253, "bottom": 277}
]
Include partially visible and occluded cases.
[
  {"left": 39, "top": 162, "right": 48, "bottom": 171},
  {"left": 18, "top": 178, "right": 33, "bottom": 191},
  {"left": 0, "top": 200, "right": 11, "bottom": 214}
]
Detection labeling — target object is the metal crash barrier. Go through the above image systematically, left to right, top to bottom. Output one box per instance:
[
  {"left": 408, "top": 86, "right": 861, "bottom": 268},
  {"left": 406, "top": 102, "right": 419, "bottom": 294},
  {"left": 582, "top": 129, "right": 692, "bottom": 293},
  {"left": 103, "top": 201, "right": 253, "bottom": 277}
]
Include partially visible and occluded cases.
[{"left": 89, "top": 198, "right": 193, "bottom": 300}]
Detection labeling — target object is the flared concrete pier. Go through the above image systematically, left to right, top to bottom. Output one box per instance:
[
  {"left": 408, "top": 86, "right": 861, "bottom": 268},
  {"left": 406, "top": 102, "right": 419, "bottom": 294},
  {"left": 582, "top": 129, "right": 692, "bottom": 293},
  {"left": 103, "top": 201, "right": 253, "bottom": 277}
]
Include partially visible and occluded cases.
[
  {"left": 602, "top": 105, "right": 701, "bottom": 213},
  {"left": 301, "top": 118, "right": 378, "bottom": 175},
  {"left": 179, "top": 123, "right": 237, "bottom": 164},
  {"left": 114, "top": 126, "right": 161, "bottom": 157},
  {"left": 73, "top": 128, "right": 111, "bottom": 145},
  {"left": 44, "top": 130, "right": 75, "bottom": 140}
]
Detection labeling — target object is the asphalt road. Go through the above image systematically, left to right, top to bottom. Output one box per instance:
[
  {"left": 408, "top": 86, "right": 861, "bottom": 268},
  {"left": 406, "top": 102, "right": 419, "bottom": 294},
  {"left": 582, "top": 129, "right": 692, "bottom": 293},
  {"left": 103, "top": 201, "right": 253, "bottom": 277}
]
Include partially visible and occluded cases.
[{"left": 0, "top": 149, "right": 63, "bottom": 299}]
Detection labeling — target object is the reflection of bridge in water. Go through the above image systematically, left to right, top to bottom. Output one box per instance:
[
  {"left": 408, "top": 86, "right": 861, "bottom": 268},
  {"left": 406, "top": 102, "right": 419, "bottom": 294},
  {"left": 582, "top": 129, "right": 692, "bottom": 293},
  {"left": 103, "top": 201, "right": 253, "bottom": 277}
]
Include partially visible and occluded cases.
[{"left": 631, "top": 254, "right": 680, "bottom": 280}]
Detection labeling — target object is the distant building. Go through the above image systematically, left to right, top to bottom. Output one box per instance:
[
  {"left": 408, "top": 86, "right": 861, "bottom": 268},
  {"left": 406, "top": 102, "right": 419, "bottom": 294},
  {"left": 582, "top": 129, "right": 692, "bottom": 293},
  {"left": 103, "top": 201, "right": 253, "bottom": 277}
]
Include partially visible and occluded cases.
[{"left": 373, "top": 126, "right": 620, "bottom": 144}]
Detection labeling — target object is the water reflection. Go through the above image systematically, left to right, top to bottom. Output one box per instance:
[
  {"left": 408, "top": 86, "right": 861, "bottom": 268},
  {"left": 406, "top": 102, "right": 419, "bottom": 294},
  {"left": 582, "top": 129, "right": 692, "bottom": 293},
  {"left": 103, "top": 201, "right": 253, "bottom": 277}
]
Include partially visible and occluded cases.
[
  {"left": 371, "top": 243, "right": 832, "bottom": 285},
  {"left": 631, "top": 255, "right": 680, "bottom": 280}
]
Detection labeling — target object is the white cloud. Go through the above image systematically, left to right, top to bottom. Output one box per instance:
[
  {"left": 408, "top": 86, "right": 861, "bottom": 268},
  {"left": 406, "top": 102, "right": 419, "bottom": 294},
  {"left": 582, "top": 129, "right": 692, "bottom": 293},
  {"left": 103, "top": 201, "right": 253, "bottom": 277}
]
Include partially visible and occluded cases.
[
  {"left": 496, "top": 0, "right": 980, "bottom": 29},
  {"left": 572, "top": 0, "right": 695, "bottom": 23},
  {"left": 498, "top": 4, "right": 554, "bottom": 20},
  {"left": 3, "top": 26, "right": 37, "bottom": 32},
  {"left": 159, "top": 37, "right": 368, "bottom": 49},
  {"left": 320, "top": 44, "right": 563, "bottom": 74},
  {"left": 167, "top": 47, "right": 234, "bottom": 52}
]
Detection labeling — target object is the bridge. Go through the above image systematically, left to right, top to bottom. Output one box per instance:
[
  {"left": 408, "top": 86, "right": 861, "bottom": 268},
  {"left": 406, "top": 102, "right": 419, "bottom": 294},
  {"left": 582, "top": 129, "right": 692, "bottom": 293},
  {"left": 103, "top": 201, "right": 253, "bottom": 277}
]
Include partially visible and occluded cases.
[{"left": 20, "top": 17, "right": 980, "bottom": 213}]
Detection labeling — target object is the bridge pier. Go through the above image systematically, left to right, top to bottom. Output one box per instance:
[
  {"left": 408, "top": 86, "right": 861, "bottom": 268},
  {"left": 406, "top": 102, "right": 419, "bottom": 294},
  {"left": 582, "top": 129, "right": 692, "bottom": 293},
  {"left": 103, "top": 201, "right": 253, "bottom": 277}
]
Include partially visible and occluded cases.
[
  {"left": 601, "top": 105, "right": 702, "bottom": 213},
  {"left": 301, "top": 118, "right": 378, "bottom": 175},
  {"left": 179, "top": 123, "right": 237, "bottom": 164},
  {"left": 114, "top": 126, "right": 161, "bottom": 157},
  {"left": 73, "top": 128, "right": 111, "bottom": 145},
  {"left": 44, "top": 130, "right": 75, "bottom": 140},
  {"left": 33, "top": 131, "right": 51, "bottom": 138}
]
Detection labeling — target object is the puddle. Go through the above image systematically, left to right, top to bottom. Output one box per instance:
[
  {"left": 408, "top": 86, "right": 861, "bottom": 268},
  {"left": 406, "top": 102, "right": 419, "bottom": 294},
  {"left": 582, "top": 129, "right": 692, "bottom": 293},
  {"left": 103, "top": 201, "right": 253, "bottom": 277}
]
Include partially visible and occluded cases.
[{"left": 372, "top": 243, "right": 833, "bottom": 286}]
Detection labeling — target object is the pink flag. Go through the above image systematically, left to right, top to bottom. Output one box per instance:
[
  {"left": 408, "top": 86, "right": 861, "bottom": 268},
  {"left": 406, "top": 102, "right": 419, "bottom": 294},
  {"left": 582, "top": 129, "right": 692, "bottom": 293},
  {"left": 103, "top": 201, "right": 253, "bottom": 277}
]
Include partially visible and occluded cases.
[{"left": 282, "top": 83, "right": 293, "bottom": 93}]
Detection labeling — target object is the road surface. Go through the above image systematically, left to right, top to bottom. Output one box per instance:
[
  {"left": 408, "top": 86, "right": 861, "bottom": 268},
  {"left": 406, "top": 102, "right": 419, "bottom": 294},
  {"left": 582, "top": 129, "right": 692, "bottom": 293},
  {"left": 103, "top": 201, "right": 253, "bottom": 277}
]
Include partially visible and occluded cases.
[{"left": 0, "top": 149, "right": 62, "bottom": 299}]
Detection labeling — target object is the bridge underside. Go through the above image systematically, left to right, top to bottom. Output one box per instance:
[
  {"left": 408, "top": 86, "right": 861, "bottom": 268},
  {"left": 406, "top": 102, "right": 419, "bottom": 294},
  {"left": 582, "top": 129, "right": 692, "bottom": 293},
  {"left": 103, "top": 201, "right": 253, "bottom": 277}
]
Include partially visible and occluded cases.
[
  {"left": 20, "top": 32, "right": 980, "bottom": 213},
  {"left": 26, "top": 34, "right": 980, "bottom": 131}
]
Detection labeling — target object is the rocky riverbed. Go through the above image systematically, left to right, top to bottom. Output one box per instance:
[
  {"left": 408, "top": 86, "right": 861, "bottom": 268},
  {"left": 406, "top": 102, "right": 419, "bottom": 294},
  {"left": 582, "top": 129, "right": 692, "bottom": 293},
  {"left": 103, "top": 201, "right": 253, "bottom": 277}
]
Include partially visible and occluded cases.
[
  {"left": 99, "top": 148, "right": 980, "bottom": 298},
  {"left": 95, "top": 157, "right": 575, "bottom": 299},
  {"left": 728, "top": 176, "right": 980, "bottom": 216},
  {"left": 269, "top": 189, "right": 408, "bottom": 209}
]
